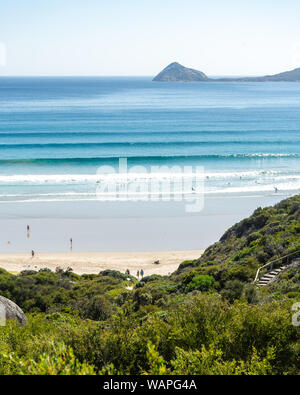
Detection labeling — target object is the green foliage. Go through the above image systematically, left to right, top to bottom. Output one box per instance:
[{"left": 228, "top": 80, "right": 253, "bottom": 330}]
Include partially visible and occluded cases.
[
  {"left": 0, "top": 268, "right": 135, "bottom": 319},
  {"left": 185, "top": 275, "right": 215, "bottom": 293},
  {"left": 221, "top": 280, "right": 244, "bottom": 303},
  {"left": 243, "top": 284, "right": 259, "bottom": 304},
  {"left": 0, "top": 293, "right": 299, "bottom": 375},
  {"left": 142, "top": 342, "right": 169, "bottom": 375},
  {"left": 2, "top": 343, "right": 96, "bottom": 375},
  {"left": 169, "top": 345, "right": 275, "bottom": 375}
]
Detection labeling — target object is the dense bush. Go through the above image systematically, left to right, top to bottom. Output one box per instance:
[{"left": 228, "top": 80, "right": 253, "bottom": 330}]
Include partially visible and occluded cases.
[
  {"left": 0, "top": 268, "right": 136, "bottom": 319},
  {"left": 185, "top": 275, "right": 214, "bottom": 293},
  {"left": 0, "top": 294, "right": 299, "bottom": 375}
]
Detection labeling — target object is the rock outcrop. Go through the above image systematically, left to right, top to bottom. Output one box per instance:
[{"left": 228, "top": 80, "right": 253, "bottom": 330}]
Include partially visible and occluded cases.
[{"left": 0, "top": 295, "right": 27, "bottom": 325}]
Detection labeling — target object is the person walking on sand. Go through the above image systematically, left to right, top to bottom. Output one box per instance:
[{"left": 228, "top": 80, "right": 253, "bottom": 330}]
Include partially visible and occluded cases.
[
  {"left": 31, "top": 250, "right": 35, "bottom": 258},
  {"left": 140, "top": 269, "right": 144, "bottom": 279},
  {"left": 137, "top": 270, "right": 140, "bottom": 279}
]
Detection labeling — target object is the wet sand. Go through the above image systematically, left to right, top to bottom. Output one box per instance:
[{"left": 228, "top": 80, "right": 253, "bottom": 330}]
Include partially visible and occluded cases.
[{"left": 0, "top": 195, "right": 288, "bottom": 254}]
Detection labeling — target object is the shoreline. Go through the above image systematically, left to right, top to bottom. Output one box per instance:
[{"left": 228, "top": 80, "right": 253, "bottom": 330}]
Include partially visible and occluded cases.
[
  {"left": 0, "top": 194, "right": 289, "bottom": 254},
  {"left": 0, "top": 250, "right": 203, "bottom": 277}
]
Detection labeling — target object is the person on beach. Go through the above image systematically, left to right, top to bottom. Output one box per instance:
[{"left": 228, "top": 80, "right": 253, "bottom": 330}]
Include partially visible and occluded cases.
[
  {"left": 27, "top": 225, "right": 30, "bottom": 238},
  {"left": 70, "top": 238, "right": 73, "bottom": 252},
  {"left": 31, "top": 250, "right": 35, "bottom": 258},
  {"left": 140, "top": 269, "right": 144, "bottom": 278},
  {"left": 137, "top": 270, "right": 140, "bottom": 279}
]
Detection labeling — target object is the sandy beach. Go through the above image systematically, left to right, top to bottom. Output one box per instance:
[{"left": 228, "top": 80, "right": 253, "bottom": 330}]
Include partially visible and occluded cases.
[{"left": 0, "top": 250, "right": 203, "bottom": 277}]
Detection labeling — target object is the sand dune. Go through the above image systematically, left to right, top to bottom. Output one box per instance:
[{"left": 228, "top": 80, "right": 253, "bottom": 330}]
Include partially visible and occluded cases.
[{"left": 0, "top": 250, "right": 203, "bottom": 277}]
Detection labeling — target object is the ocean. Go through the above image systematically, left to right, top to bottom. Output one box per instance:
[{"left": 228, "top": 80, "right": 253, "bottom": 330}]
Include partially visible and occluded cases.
[
  {"left": 0, "top": 76, "right": 300, "bottom": 204},
  {"left": 1, "top": 76, "right": 299, "bottom": 252}
]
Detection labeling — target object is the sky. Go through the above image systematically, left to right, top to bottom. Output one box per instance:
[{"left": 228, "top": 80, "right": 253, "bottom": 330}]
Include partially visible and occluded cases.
[{"left": 1, "top": 0, "right": 300, "bottom": 76}]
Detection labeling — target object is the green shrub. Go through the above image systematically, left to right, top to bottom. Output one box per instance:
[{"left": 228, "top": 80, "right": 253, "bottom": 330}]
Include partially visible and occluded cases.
[
  {"left": 185, "top": 275, "right": 215, "bottom": 293},
  {"left": 221, "top": 280, "right": 244, "bottom": 302}
]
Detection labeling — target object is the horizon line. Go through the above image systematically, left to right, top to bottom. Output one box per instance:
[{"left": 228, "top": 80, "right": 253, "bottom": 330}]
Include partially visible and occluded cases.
[{"left": 0, "top": 74, "right": 263, "bottom": 78}]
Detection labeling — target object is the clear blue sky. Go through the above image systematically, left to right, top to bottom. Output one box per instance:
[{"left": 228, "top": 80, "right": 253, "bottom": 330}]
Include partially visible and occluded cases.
[{"left": 1, "top": 0, "right": 300, "bottom": 76}]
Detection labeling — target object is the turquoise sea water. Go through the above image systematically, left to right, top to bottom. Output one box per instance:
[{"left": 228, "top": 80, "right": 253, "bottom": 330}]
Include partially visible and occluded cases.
[{"left": 0, "top": 77, "right": 300, "bottom": 203}]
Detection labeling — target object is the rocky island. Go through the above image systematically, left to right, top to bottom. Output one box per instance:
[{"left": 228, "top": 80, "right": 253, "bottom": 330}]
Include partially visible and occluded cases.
[
  {"left": 152, "top": 62, "right": 209, "bottom": 82},
  {"left": 153, "top": 62, "right": 300, "bottom": 82}
]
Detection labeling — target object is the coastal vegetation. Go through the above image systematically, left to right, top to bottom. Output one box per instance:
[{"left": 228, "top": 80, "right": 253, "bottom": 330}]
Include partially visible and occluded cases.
[{"left": 0, "top": 195, "right": 299, "bottom": 375}]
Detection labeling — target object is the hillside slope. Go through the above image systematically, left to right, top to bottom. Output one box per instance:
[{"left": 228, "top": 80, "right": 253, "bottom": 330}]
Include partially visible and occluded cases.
[
  {"left": 218, "top": 67, "right": 300, "bottom": 82},
  {"left": 177, "top": 195, "right": 300, "bottom": 287}
]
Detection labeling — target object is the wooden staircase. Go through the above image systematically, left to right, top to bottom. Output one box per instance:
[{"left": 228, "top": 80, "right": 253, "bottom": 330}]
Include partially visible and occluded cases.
[
  {"left": 254, "top": 255, "right": 300, "bottom": 287},
  {"left": 257, "top": 266, "right": 287, "bottom": 286}
]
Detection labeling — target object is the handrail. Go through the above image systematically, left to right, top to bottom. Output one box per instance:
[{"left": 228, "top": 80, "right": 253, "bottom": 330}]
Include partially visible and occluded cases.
[{"left": 253, "top": 249, "right": 300, "bottom": 283}]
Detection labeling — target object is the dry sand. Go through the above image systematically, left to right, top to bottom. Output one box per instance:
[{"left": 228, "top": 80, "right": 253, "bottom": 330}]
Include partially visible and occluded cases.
[{"left": 0, "top": 250, "right": 203, "bottom": 277}]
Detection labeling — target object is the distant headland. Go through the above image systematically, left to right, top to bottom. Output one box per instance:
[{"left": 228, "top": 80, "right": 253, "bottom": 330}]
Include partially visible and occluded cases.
[{"left": 153, "top": 62, "right": 300, "bottom": 82}]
